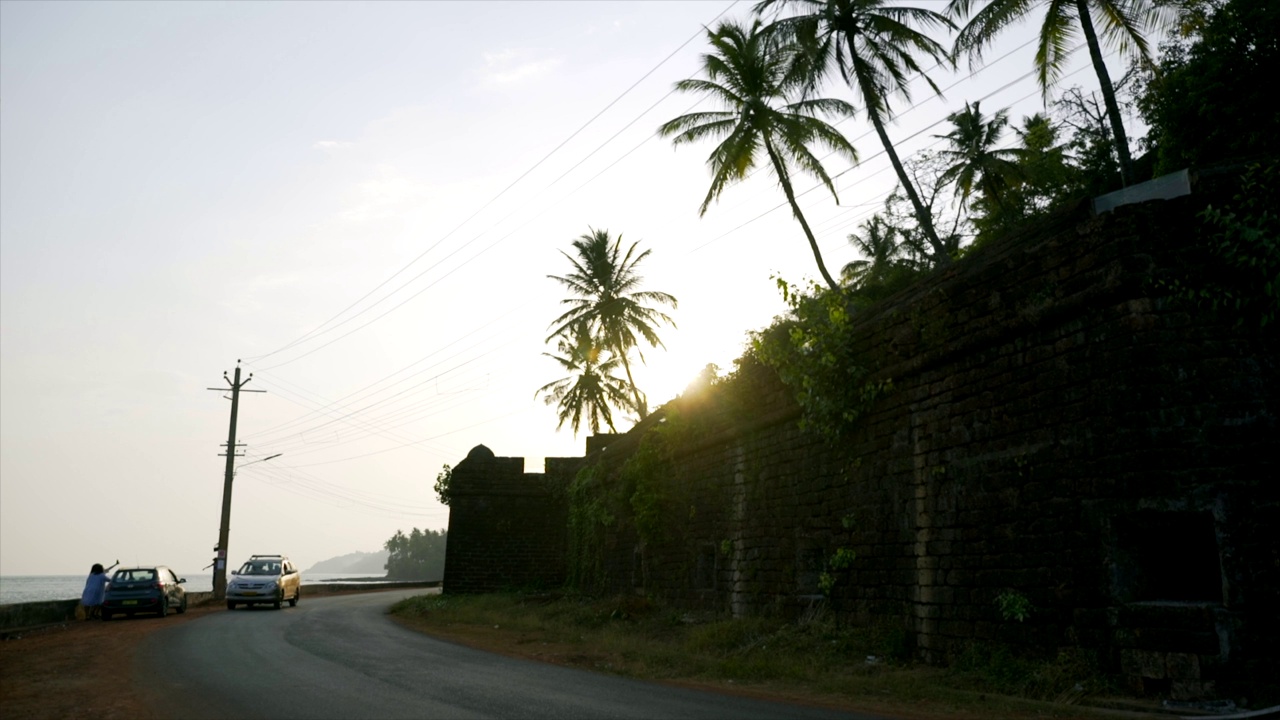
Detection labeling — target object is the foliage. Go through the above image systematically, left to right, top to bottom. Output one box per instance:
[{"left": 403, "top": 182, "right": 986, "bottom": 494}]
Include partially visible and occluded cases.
[
  {"left": 760, "top": 0, "right": 956, "bottom": 262},
  {"left": 947, "top": 0, "right": 1165, "bottom": 186},
  {"left": 1136, "top": 0, "right": 1280, "bottom": 175},
  {"left": 659, "top": 18, "right": 857, "bottom": 291},
  {"left": 1052, "top": 86, "right": 1124, "bottom": 197},
  {"left": 936, "top": 101, "right": 1027, "bottom": 214},
  {"left": 970, "top": 112, "right": 1075, "bottom": 243},
  {"left": 877, "top": 151, "right": 972, "bottom": 266},
  {"left": 838, "top": 152, "right": 967, "bottom": 304},
  {"left": 1158, "top": 162, "right": 1280, "bottom": 326},
  {"left": 841, "top": 215, "right": 909, "bottom": 289},
  {"left": 546, "top": 228, "right": 676, "bottom": 420},
  {"left": 751, "top": 278, "right": 891, "bottom": 438},
  {"left": 535, "top": 321, "right": 633, "bottom": 435},
  {"left": 564, "top": 406, "right": 717, "bottom": 592},
  {"left": 621, "top": 409, "right": 708, "bottom": 551},
  {"left": 622, "top": 430, "right": 678, "bottom": 551},
  {"left": 565, "top": 462, "right": 616, "bottom": 592},
  {"left": 433, "top": 464, "right": 452, "bottom": 507},
  {"left": 383, "top": 527, "right": 447, "bottom": 580},
  {"left": 818, "top": 547, "right": 857, "bottom": 596},
  {"left": 996, "top": 589, "right": 1033, "bottom": 622},
  {"left": 391, "top": 591, "right": 1117, "bottom": 709},
  {"left": 952, "top": 644, "right": 1113, "bottom": 700}
]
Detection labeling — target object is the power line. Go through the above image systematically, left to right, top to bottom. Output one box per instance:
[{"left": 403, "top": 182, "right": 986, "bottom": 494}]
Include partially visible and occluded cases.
[{"left": 245, "top": 1, "right": 743, "bottom": 368}]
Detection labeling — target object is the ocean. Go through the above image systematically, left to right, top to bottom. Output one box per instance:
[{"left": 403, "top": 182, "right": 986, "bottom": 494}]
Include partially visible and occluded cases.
[{"left": 0, "top": 573, "right": 383, "bottom": 605}]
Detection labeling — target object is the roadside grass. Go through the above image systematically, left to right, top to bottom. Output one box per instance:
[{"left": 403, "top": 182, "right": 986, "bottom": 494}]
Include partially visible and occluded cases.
[{"left": 390, "top": 592, "right": 1127, "bottom": 719}]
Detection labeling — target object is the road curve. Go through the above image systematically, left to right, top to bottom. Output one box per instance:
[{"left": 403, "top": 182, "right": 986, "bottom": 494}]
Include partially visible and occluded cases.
[{"left": 137, "top": 588, "right": 879, "bottom": 720}]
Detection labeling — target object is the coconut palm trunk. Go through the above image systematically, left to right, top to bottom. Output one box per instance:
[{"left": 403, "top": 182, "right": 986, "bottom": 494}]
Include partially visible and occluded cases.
[
  {"left": 1075, "top": 0, "right": 1134, "bottom": 186},
  {"left": 866, "top": 106, "right": 949, "bottom": 264},
  {"left": 765, "top": 137, "right": 843, "bottom": 291},
  {"left": 617, "top": 346, "right": 647, "bottom": 418}
]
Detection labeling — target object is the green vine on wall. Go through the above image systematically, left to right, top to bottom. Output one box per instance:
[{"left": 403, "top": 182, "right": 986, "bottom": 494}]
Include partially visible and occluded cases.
[
  {"left": 1157, "top": 162, "right": 1280, "bottom": 327},
  {"left": 751, "top": 278, "right": 892, "bottom": 439},
  {"left": 564, "top": 406, "right": 717, "bottom": 594},
  {"left": 623, "top": 408, "right": 706, "bottom": 551},
  {"left": 566, "top": 462, "right": 615, "bottom": 592},
  {"left": 818, "top": 547, "right": 857, "bottom": 597},
  {"left": 996, "top": 590, "right": 1034, "bottom": 623}
]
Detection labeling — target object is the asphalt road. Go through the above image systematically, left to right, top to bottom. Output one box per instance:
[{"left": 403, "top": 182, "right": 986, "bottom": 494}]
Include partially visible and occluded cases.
[{"left": 138, "top": 588, "right": 881, "bottom": 720}]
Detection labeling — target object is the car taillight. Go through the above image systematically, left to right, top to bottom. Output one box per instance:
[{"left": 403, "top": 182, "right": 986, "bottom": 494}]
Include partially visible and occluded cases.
[{"left": 154, "top": 582, "right": 163, "bottom": 591}]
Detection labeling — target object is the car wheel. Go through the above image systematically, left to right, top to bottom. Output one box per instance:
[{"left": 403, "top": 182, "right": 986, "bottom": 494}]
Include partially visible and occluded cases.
[
  {"left": 289, "top": 587, "right": 299, "bottom": 607},
  {"left": 273, "top": 591, "right": 283, "bottom": 610},
  {"left": 158, "top": 596, "right": 168, "bottom": 618},
  {"left": 177, "top": 596, "right": 187, "bottom": 614},
  {"left": 227, "top": 601, "right": 236, "bottom": 610},
  {"left": 101, "top": 610, "right": 112, "bottom": 621}
]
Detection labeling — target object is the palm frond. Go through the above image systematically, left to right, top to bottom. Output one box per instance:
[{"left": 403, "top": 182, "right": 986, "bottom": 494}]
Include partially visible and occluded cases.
[{"left": 1036, "top": 0, "right": 1079, "bottom": 92}]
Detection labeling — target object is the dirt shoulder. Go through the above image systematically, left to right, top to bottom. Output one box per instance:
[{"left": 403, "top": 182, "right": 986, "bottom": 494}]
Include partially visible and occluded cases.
[{"left": 0, "top": 605, "right": 218, "bottom": 720}]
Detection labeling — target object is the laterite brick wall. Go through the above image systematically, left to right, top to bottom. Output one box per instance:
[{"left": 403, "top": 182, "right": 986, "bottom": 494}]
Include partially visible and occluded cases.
[{"left": 446, "top": 195, "right": 1278, "bottom": 698}]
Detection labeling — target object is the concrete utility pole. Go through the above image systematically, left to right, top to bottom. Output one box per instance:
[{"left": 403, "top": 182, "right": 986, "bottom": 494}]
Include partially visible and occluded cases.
[{"left": 208, "top": 363, "right": 266, "bottom": 599}]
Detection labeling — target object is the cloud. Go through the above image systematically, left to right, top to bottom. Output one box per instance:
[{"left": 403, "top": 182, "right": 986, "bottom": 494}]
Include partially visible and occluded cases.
[
  {"left": 480, "top": 48, "right": 561, "bottom": 84},
  {"left": 312, "top": 140, "right": 354, "bottom": 152},
  {"left": 336, "top": 164, "right": 431, "bottom": 223}
]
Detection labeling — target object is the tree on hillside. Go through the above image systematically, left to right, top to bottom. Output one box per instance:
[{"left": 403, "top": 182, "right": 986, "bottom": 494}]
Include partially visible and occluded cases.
[
  {"left": 758, "top": 0, "right": 956, "bottom": 265},
  {"left": 948, "top": 0, "right": 1166, "bottom": 187},
  {"left": 1137, "top": 0, "right": 1280, "bottom": 174},
  {"left": 659, "top": 18, "right": 858, "bottom": 292},
  {"left": 1053, "top": 86, "right": 1125, "bottom": 196},
  {"left": 936, "top": 101, "right": 1027, "bottom": 214},
  {"left": 969, "top": 112, "right": 1074, "bottom": 241},
  {"left": 1011, "top": 113, "right": 1072, "bottom": 212},
  {"left": 879, "top": 151, "right": 971, "bottom": 266},
  {"left": 841, "top": 215, "right": 908, "bottom": 288},
  {"left": 546, "top": 229, "right": 676, "bottom": 420},
  {"left": 536, "top": 320, "right": 633, "bottom": 434},
  {"left": 384, "top": 528, "right": 447, "bottom": 580}
]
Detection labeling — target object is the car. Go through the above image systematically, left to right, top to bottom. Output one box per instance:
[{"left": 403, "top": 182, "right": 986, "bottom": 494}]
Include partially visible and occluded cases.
[
  {"left": 225, "top": 554, "right": 301, "bottom": 610},
  {"left": 102, "top": 566, "right": 187, "bottom": 620}
]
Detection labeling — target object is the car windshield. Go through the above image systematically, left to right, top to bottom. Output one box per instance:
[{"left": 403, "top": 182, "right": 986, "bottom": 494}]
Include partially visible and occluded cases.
[
  {"left": 238, "top": 561, "right": 281, "bottom": 575},
  {"left": 113, "top": 569, "right": 156, "bottom": 582}
]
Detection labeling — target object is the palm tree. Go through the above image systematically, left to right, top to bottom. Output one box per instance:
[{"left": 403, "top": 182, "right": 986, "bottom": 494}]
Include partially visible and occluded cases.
[
  {"left": 757, "top": 0, "right": 956, "bottom": 265},
  {"left": 947, "top": 0, "right": 1164, "bottom": 187},
  {"left": 658, "top": 18, "right": 858, "bottom": 292},
  {"left": 935, "top": 101, "right": 1026, "bottom": 212},
  {"left": 1012, "top": 112, "right": 1070, "bottom": 211},
  {"left": 841, "top": 214, "right": 906, "bottom": 287},
  {"left": 547, "top": 228, "right": 676, "bottom": 419},
  {"left": 535, "top": 321, "right": 633, "bottom": 435}
]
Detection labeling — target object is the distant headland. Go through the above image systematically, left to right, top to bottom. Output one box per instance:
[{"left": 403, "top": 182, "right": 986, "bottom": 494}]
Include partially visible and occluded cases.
[{"left": 304, "top": 550, "right": 388, "bottom": 575}]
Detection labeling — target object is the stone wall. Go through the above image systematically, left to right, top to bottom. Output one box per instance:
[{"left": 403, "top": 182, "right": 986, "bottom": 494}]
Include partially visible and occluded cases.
[
  {"left": 445, "top": 193, "right": 1278, "bottom": 698},
  {"left": 442, "top": 445, "right": 576, "bottom": 593}
]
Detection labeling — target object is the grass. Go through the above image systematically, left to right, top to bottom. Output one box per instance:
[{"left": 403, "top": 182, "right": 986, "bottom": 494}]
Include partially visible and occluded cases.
[{"left": 389, "top": 592, "right": 1134, "bottom": 719}]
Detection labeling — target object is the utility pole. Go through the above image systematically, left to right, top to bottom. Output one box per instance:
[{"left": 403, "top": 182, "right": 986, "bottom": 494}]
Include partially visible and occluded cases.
[{"left": 208, "top": 362, "right": 266, "bottom": 599}]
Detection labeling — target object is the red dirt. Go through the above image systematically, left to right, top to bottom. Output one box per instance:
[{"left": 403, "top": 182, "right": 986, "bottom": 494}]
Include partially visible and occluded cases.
[{"left": 0, "top": 606, "right": 221, "bottom": 720}]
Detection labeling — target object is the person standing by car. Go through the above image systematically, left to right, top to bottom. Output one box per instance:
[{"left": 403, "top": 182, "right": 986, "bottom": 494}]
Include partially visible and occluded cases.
[{"left": 80, "top": 560, "right": 118, "bottom": 620}]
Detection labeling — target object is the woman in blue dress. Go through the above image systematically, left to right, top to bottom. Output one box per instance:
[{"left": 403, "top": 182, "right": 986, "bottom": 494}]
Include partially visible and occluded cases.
[{"left": 80, "top": 560, "right": 118, "bottom": 620}]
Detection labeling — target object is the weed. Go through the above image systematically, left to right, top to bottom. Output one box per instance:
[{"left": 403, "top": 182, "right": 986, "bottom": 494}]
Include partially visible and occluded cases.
[{"left": 996, "top": 590, "right": 1033, "bottom": 622}]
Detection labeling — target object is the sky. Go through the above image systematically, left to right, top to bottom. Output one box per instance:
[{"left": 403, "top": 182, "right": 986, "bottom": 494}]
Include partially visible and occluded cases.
[{"left": 0, "top": 0, "right": 1154, "bottom": 576}]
